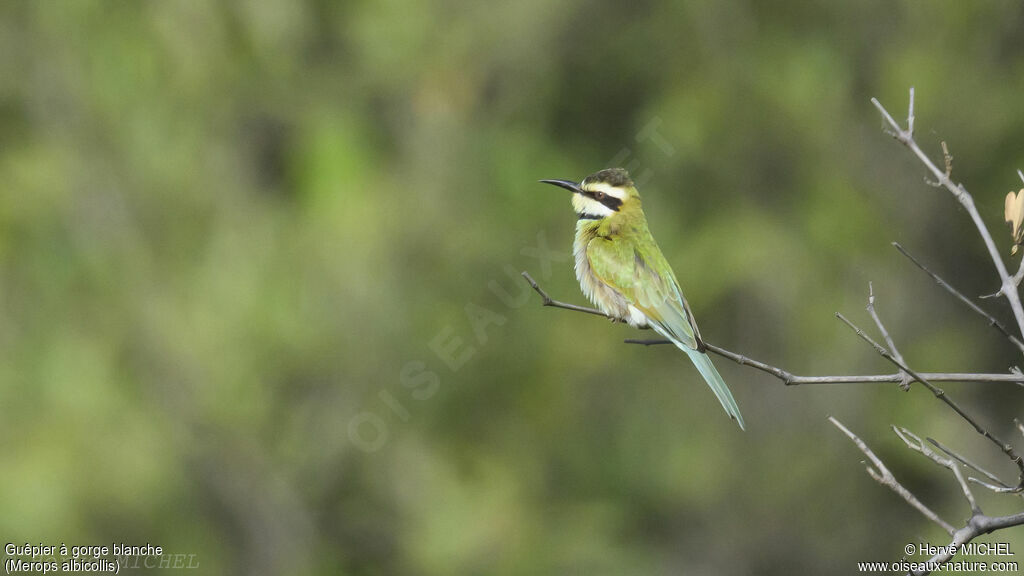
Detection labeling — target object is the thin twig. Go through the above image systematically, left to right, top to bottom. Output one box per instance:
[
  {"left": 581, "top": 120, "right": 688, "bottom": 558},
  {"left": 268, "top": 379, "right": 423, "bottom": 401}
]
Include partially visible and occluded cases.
[
  {"left": 907, "top": 87, "right": 915, "bottom": 136},
  {"left": 873, "top": 89, "right": 1024, "bottom": 342},
  {"left": 924, "top": 141, "right": 953, "bottom": 187},
  {"left": 893, "top": 242, "right": 1024, "bottom": 354},
  {"left": 521, "top": 271, "right": 623, "bottom": 320},
  {"left": 523, "top": 272, "right": 1024, "bottom": 386},
  {"left": 866, "top": 282, "right": 911, "bottom": 389},
  {"left": 836, "top": 312, "right": 1024, "bottom": 493},
  {"left": 830, "top": 417, "right": 954, "bottom": 534},
  {"left": 835, "top": 419, "right": 1024, "bottom": 576},
  {"left": 893, "top": 427, "right": 980, "bottom": 515},
  {"left": 927, "top": 437, "right": 1018, "bottom": 495}
]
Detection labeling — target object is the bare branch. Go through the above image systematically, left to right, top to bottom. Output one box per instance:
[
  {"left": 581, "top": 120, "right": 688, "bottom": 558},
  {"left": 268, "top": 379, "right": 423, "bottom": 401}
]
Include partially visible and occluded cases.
[
  {"left": 907, "top": 86, "right": 916, "bottom": 136},
  {"left": 873, "top": 89, "right": 1024, "bottom": 342},
  {"left": 893, "top": 243, "right": 1024, "bottom": 354},
  {"left": 984, "top": 255, "right": 1024, "bottom": 297},
  {"left": 1012, "top": 258, "right": 1024, "bottom": 290},
  {"left": 520, "top": 271, "right": 621, "bottom": 320},
  {"left": 524, "top": 272, "right": 1024, "bottom": 386},
  {"left": 866, "top": 282, "right": 911, "bottom": 389},
  {"left": 836, "top": 312, "right": 1024, "bottom": 493},
  {"left": 694, "top": 342, "right": 799, "bottom": 385},
  {"left": 830, "top": 417, "right": 954, "bottom": 534},
  {"left": 836, "top": 420, "right": 1024, "bottom": 576},
  {"left": 894, "top": 427, "right": 980, "bottom": 515},
  {"left": 926, "top": 437, "right": 1021, "bottom": 496},
  {"left": 915, "top": 512, "right": 1024, "bottom": 575}
]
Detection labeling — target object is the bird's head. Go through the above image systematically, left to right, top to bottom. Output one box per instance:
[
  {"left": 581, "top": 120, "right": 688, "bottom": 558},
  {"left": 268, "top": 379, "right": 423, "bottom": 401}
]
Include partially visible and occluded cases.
[{"left": 540, "top": 168, "right": 639, "bottom": 221}]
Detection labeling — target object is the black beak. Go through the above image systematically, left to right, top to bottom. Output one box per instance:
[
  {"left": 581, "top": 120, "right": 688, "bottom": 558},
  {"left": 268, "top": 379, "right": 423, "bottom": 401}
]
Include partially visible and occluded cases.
[{"left": 539, "top": 179, "right": 583, "bottom": 194}]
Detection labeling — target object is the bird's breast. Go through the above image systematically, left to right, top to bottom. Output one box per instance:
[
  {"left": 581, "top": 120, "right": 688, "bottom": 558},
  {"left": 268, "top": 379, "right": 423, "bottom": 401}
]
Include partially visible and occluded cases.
[{"left": 573, "top": 226, "right": 635, "bottom": 324}]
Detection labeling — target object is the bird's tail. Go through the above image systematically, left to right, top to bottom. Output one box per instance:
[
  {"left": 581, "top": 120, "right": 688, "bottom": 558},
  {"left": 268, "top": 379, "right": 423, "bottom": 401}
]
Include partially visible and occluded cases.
[{"left": 681, "top": 346, "right": 745, "bottom": 430}]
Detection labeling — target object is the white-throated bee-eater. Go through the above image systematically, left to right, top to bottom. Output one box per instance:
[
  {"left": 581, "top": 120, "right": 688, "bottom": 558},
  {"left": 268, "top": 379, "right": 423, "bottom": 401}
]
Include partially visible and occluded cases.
[{"left": 541, "top": 168, "right": 744, "bottom": 429}]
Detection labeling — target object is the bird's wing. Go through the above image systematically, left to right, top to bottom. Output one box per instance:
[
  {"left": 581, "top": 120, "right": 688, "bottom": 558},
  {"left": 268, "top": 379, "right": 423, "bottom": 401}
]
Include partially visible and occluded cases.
[
  {"left": 588, "top": 235, "right": 745, "bottom": 429},
  {"left": 586, "top": 236, "right": 700, "bottom": 350}
]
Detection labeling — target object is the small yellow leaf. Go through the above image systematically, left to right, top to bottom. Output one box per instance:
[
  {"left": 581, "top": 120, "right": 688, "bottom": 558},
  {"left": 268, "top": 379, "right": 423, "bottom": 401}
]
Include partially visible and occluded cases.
[{"left": 1005, "top": 189, "right": 1024, "bottom": 254}]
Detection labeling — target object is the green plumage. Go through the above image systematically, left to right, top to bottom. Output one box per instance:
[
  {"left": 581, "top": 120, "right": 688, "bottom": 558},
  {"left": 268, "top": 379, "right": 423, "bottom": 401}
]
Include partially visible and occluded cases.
[{"left": 544, "top": 168, "right": 745, "bottom": 429}]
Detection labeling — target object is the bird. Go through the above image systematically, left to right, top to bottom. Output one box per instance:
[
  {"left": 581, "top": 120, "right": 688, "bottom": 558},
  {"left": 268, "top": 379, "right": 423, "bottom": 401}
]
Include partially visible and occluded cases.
[{"left": 540, "top": 168, "right": 744, "bottom": 429}]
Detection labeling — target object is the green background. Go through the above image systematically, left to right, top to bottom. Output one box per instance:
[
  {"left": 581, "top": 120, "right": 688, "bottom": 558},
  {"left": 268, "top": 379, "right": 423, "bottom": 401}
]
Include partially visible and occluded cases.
[{"left": 0, "top": 1, "right": 1022, "bottom": 574}]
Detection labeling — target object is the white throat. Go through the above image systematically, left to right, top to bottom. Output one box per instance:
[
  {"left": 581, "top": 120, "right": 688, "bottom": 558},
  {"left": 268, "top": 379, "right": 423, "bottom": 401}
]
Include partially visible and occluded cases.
[{"left": 571, "top": 193, "right": 615, "bottom": 218}]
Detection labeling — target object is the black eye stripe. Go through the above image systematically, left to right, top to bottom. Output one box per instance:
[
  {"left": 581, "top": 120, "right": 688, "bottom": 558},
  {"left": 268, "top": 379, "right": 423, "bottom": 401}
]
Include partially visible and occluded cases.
[{"left": 585, "top": 191, "right": 623, "bottom": 211}]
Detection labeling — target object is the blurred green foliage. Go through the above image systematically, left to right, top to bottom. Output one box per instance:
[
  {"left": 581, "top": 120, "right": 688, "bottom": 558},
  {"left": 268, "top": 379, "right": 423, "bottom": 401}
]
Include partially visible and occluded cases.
[{"left": 0, "top": 1, "right": 1023, "bottom": 574}]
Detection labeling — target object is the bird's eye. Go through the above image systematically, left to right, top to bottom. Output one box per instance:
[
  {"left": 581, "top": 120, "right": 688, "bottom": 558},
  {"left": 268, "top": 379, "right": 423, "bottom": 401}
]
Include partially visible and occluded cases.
[{"left": 595, "top": 191, "right": 605, "bottom": 200}]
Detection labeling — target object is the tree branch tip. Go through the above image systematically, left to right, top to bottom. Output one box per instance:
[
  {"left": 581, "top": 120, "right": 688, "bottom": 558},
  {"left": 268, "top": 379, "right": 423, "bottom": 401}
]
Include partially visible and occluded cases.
[
  {"left": 521, "top": 271, "right": 543, "bottom": 292},
  {"left": 828, "top": 416, "right": 850, "bottom": 433},
  {"left": 893, "top": 426, "right": 923, "bottom": 448},
  {"left": 969, "top": 477, "right": 1023, "bottom": 494}
]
